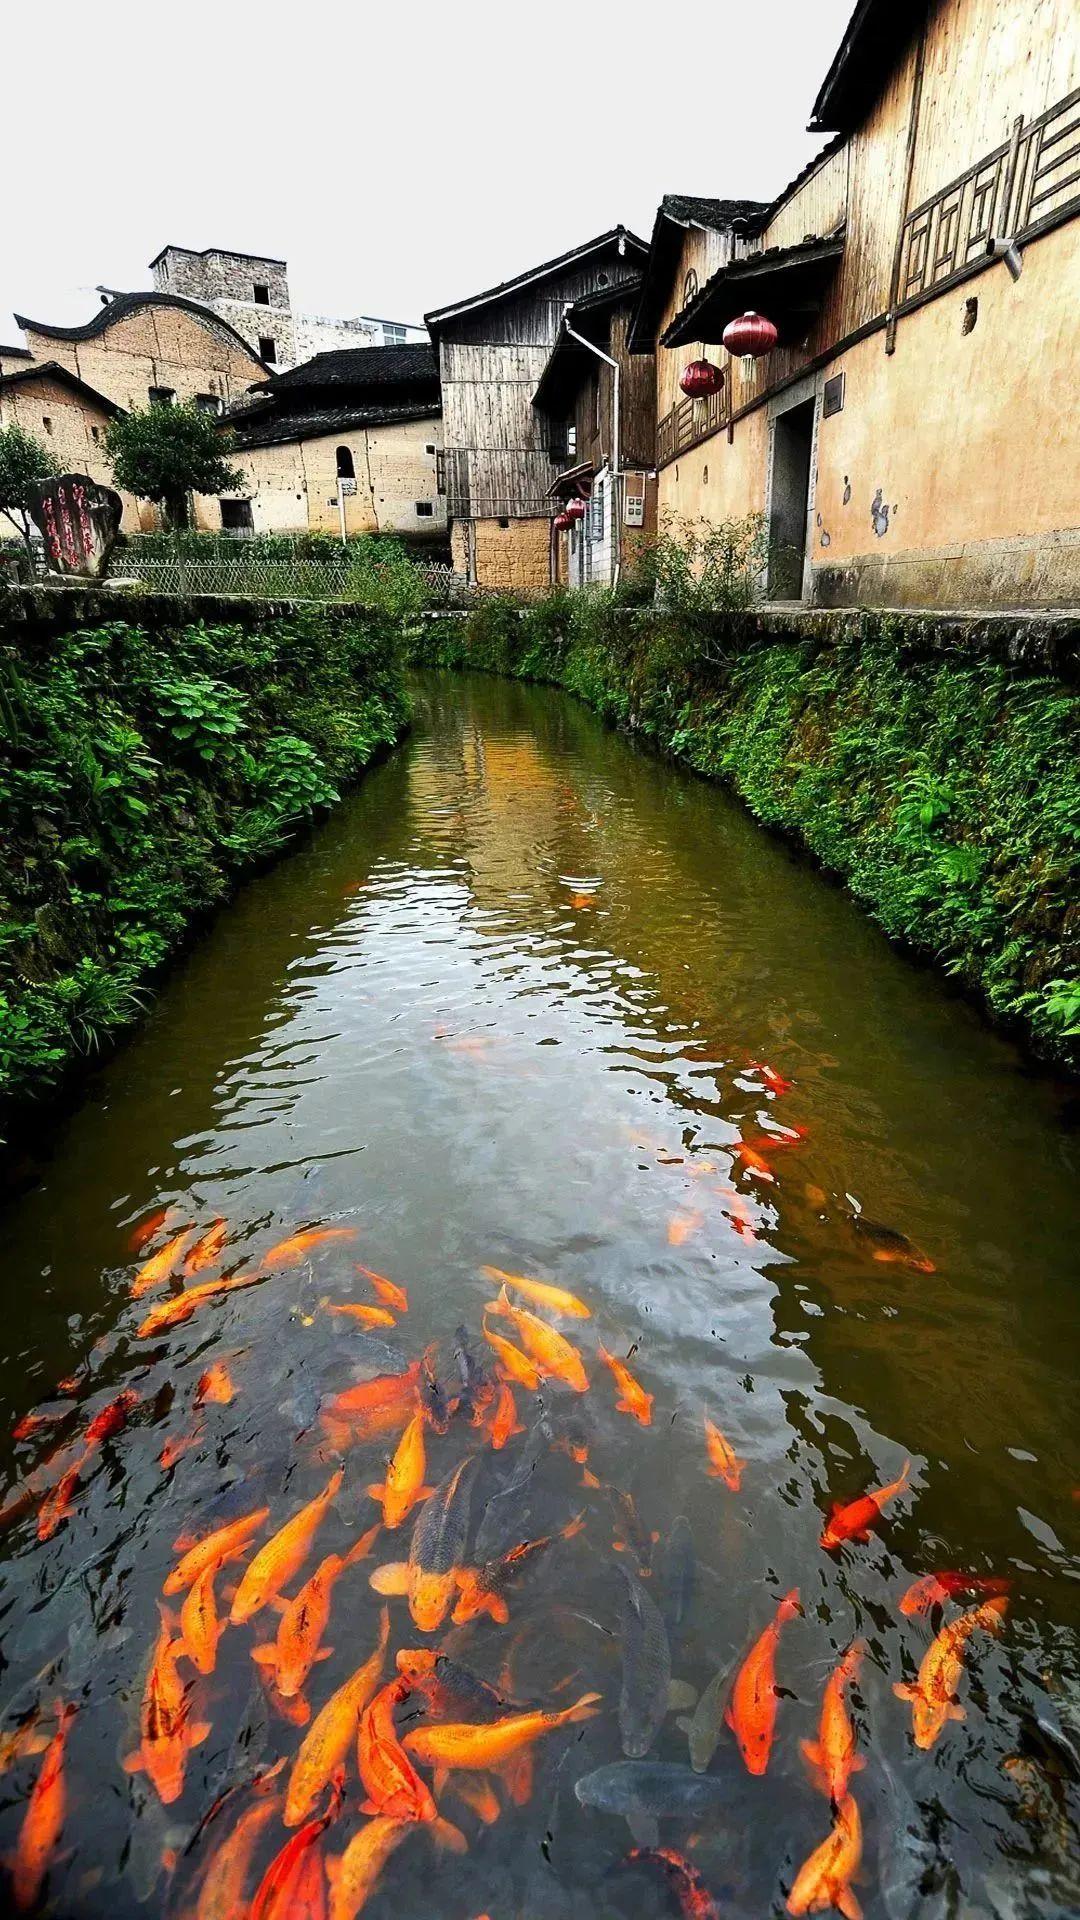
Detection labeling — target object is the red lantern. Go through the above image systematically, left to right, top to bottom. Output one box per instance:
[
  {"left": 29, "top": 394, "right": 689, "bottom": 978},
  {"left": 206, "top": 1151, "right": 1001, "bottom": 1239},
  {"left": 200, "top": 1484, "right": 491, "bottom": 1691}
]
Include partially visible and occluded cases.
[
  {"left": 721, "top": 311, "right": 778, "bottom": 360},
  {"left": 680, "top": 358, "right": 724, "bottom": 398},
  {"left": 565, "top": 497, "right": 587, "bottom": 522},
  {"left": 552, "top": 511, "right": 572, "bottom": 532}
]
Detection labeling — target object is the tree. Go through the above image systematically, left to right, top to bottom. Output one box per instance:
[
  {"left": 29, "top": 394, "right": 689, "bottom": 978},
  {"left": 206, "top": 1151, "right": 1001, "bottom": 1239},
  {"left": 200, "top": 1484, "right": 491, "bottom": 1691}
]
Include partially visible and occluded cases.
[
  {"left": 104, "top": 402, "right": 245, "bottom": 530},
  {"left": 0, "top": 424, "right": 59, "bottom": 553}
]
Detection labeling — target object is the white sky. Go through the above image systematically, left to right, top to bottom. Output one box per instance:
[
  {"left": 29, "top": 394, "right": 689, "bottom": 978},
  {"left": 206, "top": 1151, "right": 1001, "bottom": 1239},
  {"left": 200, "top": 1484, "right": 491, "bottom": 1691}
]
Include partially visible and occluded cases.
[{"left": 1, "top": 0, "right": 853, "bottom": 342}]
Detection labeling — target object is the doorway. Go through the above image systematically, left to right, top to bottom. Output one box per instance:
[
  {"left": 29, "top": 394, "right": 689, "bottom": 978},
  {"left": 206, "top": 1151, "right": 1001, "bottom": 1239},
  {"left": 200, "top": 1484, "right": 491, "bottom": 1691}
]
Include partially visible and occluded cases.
[{"left": 767, "top": 397, "right": 815, "bottom": 599}]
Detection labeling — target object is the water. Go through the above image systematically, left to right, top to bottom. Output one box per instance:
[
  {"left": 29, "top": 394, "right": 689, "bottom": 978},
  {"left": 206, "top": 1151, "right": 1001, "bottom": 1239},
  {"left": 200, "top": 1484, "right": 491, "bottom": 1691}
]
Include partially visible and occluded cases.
[{"left": 0, "top": 672, "right": 1077, "bottom": 1919}]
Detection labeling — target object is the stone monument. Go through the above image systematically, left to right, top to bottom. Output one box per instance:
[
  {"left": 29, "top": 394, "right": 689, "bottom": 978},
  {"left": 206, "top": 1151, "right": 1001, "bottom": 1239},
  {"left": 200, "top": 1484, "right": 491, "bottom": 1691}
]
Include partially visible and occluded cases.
[{"left": 27, "top": 473, "right": 123, "bottom": 581}]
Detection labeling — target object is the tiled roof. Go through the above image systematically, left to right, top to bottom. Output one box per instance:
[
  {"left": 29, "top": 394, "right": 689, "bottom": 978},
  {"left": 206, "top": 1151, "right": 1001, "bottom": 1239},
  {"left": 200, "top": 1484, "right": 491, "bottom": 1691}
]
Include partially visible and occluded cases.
[
  {"left": 425, "top": 227, "right": 648, "bottom": 332},
  {"left": 13, "top": 291, "right": 268, "bottom": 366},
  {"left": 253, "top": 343, "right": 437, "bottom": 393},
  {"left": 225, "top": 398, "right": 439, "bottom": 451}
]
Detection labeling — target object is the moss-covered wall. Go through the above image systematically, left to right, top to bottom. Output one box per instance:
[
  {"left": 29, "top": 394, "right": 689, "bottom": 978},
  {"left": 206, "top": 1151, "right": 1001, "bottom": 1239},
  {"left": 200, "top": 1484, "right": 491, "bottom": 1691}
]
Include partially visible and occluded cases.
[
  {"left": 0, "top": 589, "right": 408, "bottom": 1130},
  {"left": 411, "top": 598, "right": 1080, "bottom": 1072}
]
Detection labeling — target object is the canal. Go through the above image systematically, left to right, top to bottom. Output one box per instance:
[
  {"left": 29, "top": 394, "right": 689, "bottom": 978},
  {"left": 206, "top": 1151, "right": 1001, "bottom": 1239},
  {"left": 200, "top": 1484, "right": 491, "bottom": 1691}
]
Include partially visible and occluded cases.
[{"left": 0, "top": 672, "right": 1076, "bottom": 1918}]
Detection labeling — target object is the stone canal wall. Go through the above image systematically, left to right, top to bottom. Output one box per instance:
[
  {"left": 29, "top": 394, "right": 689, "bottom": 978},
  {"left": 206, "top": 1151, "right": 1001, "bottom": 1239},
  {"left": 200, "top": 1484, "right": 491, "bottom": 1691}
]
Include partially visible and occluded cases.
[
  {"left": 0, "top": 587, "right": 408, "bottom": 1136},
  {"left": 412, "top": 598, "right": 1080, "bottom": 1074}
]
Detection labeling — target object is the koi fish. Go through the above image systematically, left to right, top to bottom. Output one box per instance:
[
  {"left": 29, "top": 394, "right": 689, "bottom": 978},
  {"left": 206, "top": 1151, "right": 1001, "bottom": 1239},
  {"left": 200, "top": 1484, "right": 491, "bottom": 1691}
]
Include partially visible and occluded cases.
[
  {"left": 746, "top": 1062, "right": 792, "bottom": 1096},
  {"left": 754, "top": 1122, "right": 807, "bottom": 1151},
  {"left": 736, "top": 1143, "right": 775, "bottom": 1181},
  {"left": 724, "top": 1192, "right": 757, "bottom": 1241},
  {"left": 127, "top": 1206, "right": 176, "bottom": 1253},
  {"left": 667, "top": 1211, "right": 704, "bottom": 1247},
  {"left": 847, "top": 1214, "right": 935, "bottom": 1273},
  {"left": 184, "top": 1220, "right": 229, "bottom": 1276},
  {"left": 131, "top": 1227, "right": 196, "bottom": 1299},
  {"left": 261, "top": 1228, "right": 358, "bottom": 1273},
  {"left": 357, "top": 1266, "right": 408, "bottom": 1314},
  {"left": 480, "top": 1266, "right": 591, "bottom": 1320},
  {"left": 137, "top": 1269, "right": 265, "bottom": 1338},
  {"left": 486, "top": 1291, "right": 589, "bottom": 1393},
  {"left": 327, "top": 1303, "right": 398, "bottom": 1329},
  {"left": 482, "top": 1323, "right": 541, "bottom": 1391},
  {"left": 418, "top": 1343, "right": 454, "bottom": 1434},
  {"left": 598, "top": 1345, "right": 653, "bottom": 1426},
  {"left": 196, "top": 1362, "right": 236, "bottom": 1407},
  {"left": 323, "top": 1363, "right": 421, "bottom": 1444},
  {"left": 485, "top": 1380, "right": 523, "bottom": 1451},
  {"left": 84, "top": 1388, "right": 139, "bottom": 1446},
  {"left": 12, "top": 1408, "right": 69, "bottom": 1443},
  {"left": 367, "top": 1413, "right": 433, "bottom": 1530},
  {"left": 704, "top": 1416, "right": 746, "bottom": 1493},
  {"left": 160, "top": 1423, "right": 202, "bottom": 1473},
  {"left": 35, "top": 1455, "right": 88, "bottom": 1542},
  {"left": 370, "top": 1455, "right": 478, "bottom": 1632},
  {"left": 820, "top": 1461, "right": 910, "bottom": 1551},
  {"left": 230, "top": 1466, "right": 344, "bottom": 1624},
  {"left": 607, "top": 1487, "right": 658, "bottom": 1576},
  {"left": 164, "top": 1507, "right": 270, "bottom": 1595},
  {"left": 452, "top": 1514, "right": 585, "bottom": 1626},
  {"left": 253, "top": 1526, "right": 379, "bottom": 1700},
  {"left": 180, "top": 1563, "right": 227, "bottom": 1676},
  {"left": 618, "top": 1565, "right": 672, "bottom": 1760},
  {"left": 898, "top": 1571, "right": 1011, "bottom": 1617},
  {"left": 725, "top": 1588, "right": 801, "bottom": 1775},
  {"left": 893, "top": 1597, "right": 1008, "bottom": 1750},
  {"left": 122, "top": 1605, "right": 210, "bottom": 1804},
  {"left": 284, "top": 1610, "right": 389, "bottom": 1827},
  {"left": 801, "top": 1642, "right": 865, "bottom": 1807},
  {"left": 394, "top": 1650, "right": 522, "bottom": 1723},
  {"left": 358, "top": 1677, "right": 437, "bottom": 1821},
  {"left": 403, "top": 1692, "right": 601, "bottom": 1772},
  {"left": 8, "top": 1703, "right": 76, "bottom": 1913},
  {"left": 0, "top": 1712, "right": 53, "bottom": 1777},
  {"left": 250, "top": 1773, "right": 344, "bottom": 1920},
  {"left": 448, "top": 1774, "right": 502, "bottom": 1824},
  {"left": 190, "top": 1785, "right": 283, "bottom": 1920},
  {"left": 787, "top": 1793, "right": 862, "bottom": 1919},
  {"left": 325, "top": 1816, "right": 411, "bottom": 1920},
  {"left": 626, "top": 1847, "right": 718, "bottom": 1920}
]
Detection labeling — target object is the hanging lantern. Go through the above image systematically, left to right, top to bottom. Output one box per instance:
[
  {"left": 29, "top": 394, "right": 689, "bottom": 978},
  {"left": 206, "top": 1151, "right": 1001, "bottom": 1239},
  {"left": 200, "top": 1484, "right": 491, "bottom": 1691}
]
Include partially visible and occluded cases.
[
  {"left": 721, "top": 311, "right": 778, "bottom": 371},
  {"left": 679, "top": 358, "right": 724, "bottom": 398},
  {"left": 565, "top": 497, "right": 587, "bottom": 522},
  {"left": 552, "top": 511, "right": 572, "bottom": 532}
]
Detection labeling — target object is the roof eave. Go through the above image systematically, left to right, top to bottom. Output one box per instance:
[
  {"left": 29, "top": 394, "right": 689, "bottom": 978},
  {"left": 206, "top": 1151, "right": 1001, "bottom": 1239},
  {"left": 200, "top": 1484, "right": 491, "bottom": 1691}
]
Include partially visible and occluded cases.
[
  {"left": 424, "top": 226, "right": 648, "bottom": 334},
  {"left": 660, "top": 234, "right": 845, "bottom": 348}
]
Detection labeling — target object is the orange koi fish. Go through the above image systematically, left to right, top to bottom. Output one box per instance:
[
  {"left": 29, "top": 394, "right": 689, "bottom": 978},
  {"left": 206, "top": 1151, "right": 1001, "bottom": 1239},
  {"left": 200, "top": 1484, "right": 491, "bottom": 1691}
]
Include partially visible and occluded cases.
[
  {"left": 746, "top": 1062, "right": 792, "bottom": 1096},
  {"left": 754, "top": 1122, "right": 807, "bottom": 1151},
  {"left": 736, "top": 1143, "right": 775, "bottom": 1182},
  {"left": 127, "top": 1206, "right": 175, "bottom": 1254},
  {"left": 667, "top": 1211, "right": 704, "bottom": 1247},
  {"left": 848, "top": 1214, "right": 935, "bottom": 1272},
  {"left": 184, "top": 1220, "right": 229, "bottom": 1276},
  {"left": 132, "top": 1227, "right": 196, "bottom": 1299},
  {"left": 261, "top": 1228, "right": 358, "bottom": 1273},
  {"left": 357, "top": 1266, "right": 408, "bottom": 1314},
  {"left": 480, "top": 1266, "right": 591, "bottom": 1320},
  {"left": 137, "top": 1269, "right": 265, "bottom": 1338},
  {"left": 486, "top": 1291, "right": 589, "bottom": 1393},
  {"left": 328, "top": 1303, "right": 397, "bottom": 1329},
  {"left": 482, "top": 1323, "right": 542, "bottom": 1391},
  {"left": 597, "top": 1345, "right": 653, "bottom": 1426},
  {"left": 196, "top": 1363, "right": 236, "bottom": 1407},
  {"left": 322, "top": 1363, "right": 421, "bottom": 1444},
  {"left": 486, "top": 1380, "right": 523, "bottom": 1451},
  {"left": 84, "top": 1389, "right": 140, "bottom": 1445},
  {"left": 12, "top": 1409, "right": 69, "bottom": 1443},
  {"left": 366, "top": 1413, "right": 433, "bottom": 1531},
  {"left": 704, "top": 1416, "right": 747, "bottom": 1493},
  {"left": 160, "top": 1423, "right": 203, "bottom": 1472},
  {"left": 35, "top": 1455, "right": 87, "bottom": 1542},
  {"left": 370, "top": 1456, "right": 478, "bottom": 1633},
  {"left": 820, "top": 1461, "right": 910, "bottom": 1551},
  {"left": 230, "top": 1466, "right": 344, "bottom": 1624},
  {"left": 164, "top": 1506, "right": 270, "bottom": 1596},
  {"left": 451, "top": 1514, "right": 585, "bottom": 1626},
  {"left": 253, "top": 1526, "right": 379, "bottom": 1700},
  {"left": 180, "top": 1563, "right": 227, "bottom": 1677},
  {"left": 898, "top": 1571, "right": 1010, "bottom": 1617},
  {"left": 726, "top": 1588, "right": 801, "bottom": 1775},
  {"left": 893, "top": 1596, "right": 1008, "bottom": 1750},
  {"left": 123, "top": 1606, "right": 210, "bottom": 1804},
  {"left": 285, "top": 1610, "right": 389, "bottom": 1827},
  {"left": 801, "top": 1642, "right": 865, "bottom": 1806},
  {"left": 359, "top": 1677, "right": 437, "bottom": 1822},
  {"left": 403, "top": 1692, "right": 601, "bottom": 1772},
  {"left": 9, "top": 1703, "right": 76, "bottom": 1913},
  {"left": 0, "top": 1712, "right": 53, "bottom": 1777},
  {"left": 251, "top": 1774, "right": 344, "bottom": 1920},
  {"left": 449, "top": 1775, "right": 502, "bottom": 1825},
  {"left": 191, "top": 1784, "right": 283, "bottom": 1920},
  {"left": 787, "top": 1793, "right": 862, "bottom": 1919},
  {"left": 325, "top": 1817, "right": 411, "bottom": 1920},
  {"left": 626, "top": 1848, "right": 718, "bottom": 1920}
]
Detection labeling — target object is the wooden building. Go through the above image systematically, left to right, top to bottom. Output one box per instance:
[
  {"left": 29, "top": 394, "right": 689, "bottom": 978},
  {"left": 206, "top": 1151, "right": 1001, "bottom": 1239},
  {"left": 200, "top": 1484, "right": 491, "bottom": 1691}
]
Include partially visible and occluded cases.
[
  {"left": 643, "top": 0, "right": 1080, "bottom": 610},
  {"left": 426, "top": 228, "right": 647, "bottom": 590},
  {"left": 532, "top": 279, "right": 657, "bottom": 588}
]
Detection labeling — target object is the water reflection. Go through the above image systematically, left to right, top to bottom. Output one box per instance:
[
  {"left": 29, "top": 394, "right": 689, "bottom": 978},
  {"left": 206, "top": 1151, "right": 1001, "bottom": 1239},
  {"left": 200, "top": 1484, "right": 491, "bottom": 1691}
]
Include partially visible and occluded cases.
[{"left": 0, "top": 672, "right": 1076, "bottom": 1917}]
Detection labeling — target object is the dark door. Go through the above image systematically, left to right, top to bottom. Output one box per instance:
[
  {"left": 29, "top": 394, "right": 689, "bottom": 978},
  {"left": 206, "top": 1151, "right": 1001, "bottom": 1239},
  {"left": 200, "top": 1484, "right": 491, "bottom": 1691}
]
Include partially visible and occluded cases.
[{"left": 768, "top": 399, "right": 815, "bottom": 599}]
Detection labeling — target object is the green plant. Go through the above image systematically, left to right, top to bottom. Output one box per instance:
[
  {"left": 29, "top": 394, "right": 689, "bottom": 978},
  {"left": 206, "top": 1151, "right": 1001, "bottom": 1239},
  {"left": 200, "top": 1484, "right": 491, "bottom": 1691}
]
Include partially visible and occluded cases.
[
  {"left": 104, "top": 404, "right": 244, "bottom": 530},
  {"left": 0, "top": 424, "right": 59, "bottom": 552},
  {"left": 153, "top": 674, "right": 248, "bottom": 762},
  {"left": 242, "top": 733, "right": 339, "bottom": 819}
]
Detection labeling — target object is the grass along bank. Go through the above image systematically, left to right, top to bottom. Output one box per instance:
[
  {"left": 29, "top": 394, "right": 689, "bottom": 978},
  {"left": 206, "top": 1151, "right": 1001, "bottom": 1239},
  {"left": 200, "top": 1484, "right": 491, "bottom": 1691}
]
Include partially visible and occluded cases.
[
  {"left": 412, "top": 589, "right": 1080, "bottom": 1073},
  {"left": 0, "top": 592, "right": 408, "bottom": 1133}
]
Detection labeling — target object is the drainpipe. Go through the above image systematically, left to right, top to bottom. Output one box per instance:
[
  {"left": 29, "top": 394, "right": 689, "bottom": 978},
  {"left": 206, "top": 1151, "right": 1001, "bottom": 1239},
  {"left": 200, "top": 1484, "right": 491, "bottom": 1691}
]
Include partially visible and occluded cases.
[{"left": 562, "top": 310, "right": 621, "bottom": 589}]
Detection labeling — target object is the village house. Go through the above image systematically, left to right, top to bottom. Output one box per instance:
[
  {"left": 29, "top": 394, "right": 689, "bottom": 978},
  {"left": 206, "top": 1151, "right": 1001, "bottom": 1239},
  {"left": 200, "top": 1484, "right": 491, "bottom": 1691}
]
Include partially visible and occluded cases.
[
  {"left": 642, "top": 0, "right": 1080, "bottom": 610},
  {"left": 426, "top": 228, "right": 647, "bottom": 590},
  {"left": 532, "top": 277, "right": 657, "bottom": 588},
  {"left": 221, "top": 344, "right": 445, "bottom": 546}
]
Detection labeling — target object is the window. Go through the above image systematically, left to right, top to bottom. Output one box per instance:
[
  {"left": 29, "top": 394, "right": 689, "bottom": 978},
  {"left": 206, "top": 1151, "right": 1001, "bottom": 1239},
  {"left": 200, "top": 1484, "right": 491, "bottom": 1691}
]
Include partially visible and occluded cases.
[
  {"left": 683, "top": 267, "right": 699, "bottom": 308},
  {"left": 253, "top": 283, "right": 270, "bottom": 305},
  {"left": 383, "top": 324, "right": 406, "bottom": 345},
  {"left": 259, "top": 337, "right": 277, "bottom": 363},
  {"left": 148, "top": 386, "right": 175, "bottom": 407},
  {"left": 195, "top": 393, "right": 222, "bottom": 415},
  {"left": 41, "top": 416, "right": 52, "bottom": 434},
  {"left": 567, "top": 425, "right": 577, "bottom": 457},
  {"left": 90, "top": 426, "right": 100, "bottom": 443},
  {"left": 425, "top": 443, "right": 436, "bottom": 455},
  {"left": 335, "top": 447, "right": 355, "bottom": 480},
  {"left": 220, "top": 499, "right": 254, "bottom": 533},
  {"left": 416, "top": 501, "right": 434, "bottom": 518},
  {"left": 497, "top": 517, "right": 510, "bottom": 530}
]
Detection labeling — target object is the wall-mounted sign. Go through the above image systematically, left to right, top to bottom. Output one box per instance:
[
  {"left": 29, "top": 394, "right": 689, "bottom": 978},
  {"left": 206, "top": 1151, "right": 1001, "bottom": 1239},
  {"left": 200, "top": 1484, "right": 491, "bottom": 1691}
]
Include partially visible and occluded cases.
[
  {"left": 823, "top": 372, "right": 845, "bottom": 418},
  {"left": 339, "top": 478, "right": 357, "bottom": 496}
]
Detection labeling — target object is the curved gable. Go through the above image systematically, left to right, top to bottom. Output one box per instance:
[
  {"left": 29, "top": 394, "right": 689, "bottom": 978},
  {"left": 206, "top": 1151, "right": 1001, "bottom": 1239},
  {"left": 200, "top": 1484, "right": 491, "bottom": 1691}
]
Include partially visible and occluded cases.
[{"left": 14, "top": 292, "right": 267, "bottom": 371}]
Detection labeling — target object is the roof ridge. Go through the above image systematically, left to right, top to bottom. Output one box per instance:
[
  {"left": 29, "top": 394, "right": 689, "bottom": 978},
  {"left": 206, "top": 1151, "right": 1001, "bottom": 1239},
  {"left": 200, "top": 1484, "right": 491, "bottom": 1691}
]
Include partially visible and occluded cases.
[{"left": 14, "top": 290, "right": 268, "bottom": 366}]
